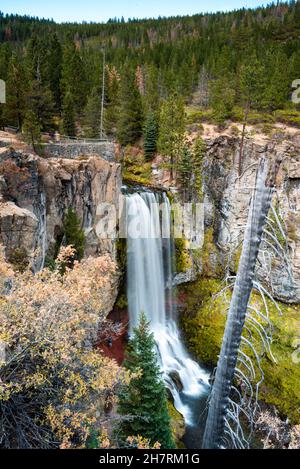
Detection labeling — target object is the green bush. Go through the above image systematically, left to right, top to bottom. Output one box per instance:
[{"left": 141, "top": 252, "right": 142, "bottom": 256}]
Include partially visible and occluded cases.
[{"left": 275, "top": 109, "right": 300, "bottom": 128}]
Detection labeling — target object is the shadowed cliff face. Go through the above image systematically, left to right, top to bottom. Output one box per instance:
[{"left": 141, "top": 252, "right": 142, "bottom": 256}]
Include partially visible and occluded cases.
[
  {"left": 2, "top": 134, "right": 300, "bottom": 304},
  {"left": 202, "top": 135, "right": 300, "bottom": 303},
  {"left": 0, "top": 149, "right": 122, "bottom": 266}
]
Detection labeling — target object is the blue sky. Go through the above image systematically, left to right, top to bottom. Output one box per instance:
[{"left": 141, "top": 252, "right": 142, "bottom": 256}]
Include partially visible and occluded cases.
[{"left": 1, "top": 1, "right": 271, "bottom": 23}]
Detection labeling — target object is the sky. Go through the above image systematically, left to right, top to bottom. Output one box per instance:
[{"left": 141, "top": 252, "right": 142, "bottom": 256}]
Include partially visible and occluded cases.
[{"left": 1, "top": 1, "right": 272, "bottom": 23}]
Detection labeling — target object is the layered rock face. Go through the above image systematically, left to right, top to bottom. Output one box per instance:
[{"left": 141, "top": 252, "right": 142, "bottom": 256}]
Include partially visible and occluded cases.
[
  {"left": 203, "top": 135, "right": 300, "bottom": 302},
  {"left": 0, "top": 149, "right": 121, "bottom": 269}
]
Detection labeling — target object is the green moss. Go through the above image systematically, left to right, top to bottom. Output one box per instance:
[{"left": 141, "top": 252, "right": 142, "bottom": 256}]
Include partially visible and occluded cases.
[
  {"left": 121, "top": 145, "right": 153, "bottom": 185},
  {"left": 201, "top": 228, "right": 223, "bottom": 277},
  {"left": 174, "top": 237, "right": 193, "bottom": 273},
  {"left": 231, "top": 244, "right": 242, "bottom": 274},
  {"left": 181, "top": 277, "right": 300, "bottom": 423},
  {"left": 181, "top": 277, "right": 227, "bottom": 365},
  {"left": 115, "top": 292, "right": 128, "bottom": 309},
  {"left": 258, "top": 299, "right": 300, "bottom": 424},
  {"left": 167, "top": 401, "right": 185, "bottom": 447}
]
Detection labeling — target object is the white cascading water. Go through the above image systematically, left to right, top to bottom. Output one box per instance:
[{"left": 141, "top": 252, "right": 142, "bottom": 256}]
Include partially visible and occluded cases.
[{"left": 126, "top": 190, "right": 210, "bottom": 426}]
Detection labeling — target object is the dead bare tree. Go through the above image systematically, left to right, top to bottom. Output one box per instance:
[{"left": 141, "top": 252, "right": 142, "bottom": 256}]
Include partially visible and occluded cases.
[{"left": 202, "top": 158, "right": 283, "bottom": 449}]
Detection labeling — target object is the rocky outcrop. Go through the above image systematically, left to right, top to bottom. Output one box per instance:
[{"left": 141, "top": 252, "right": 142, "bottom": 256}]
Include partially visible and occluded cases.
[
  {"left": 202, "top": 135, "right": 300, "bottom": 302},
  {"left": 0, "top": 148, "right": 122, "bottom": 267},
  {"left": 0, "top": 201, "right": 38, "bottom": 256}
]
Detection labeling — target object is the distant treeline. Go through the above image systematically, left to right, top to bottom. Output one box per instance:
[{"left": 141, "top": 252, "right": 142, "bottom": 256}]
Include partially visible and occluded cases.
[{"left": 0, "top": 1, "right": 300, "bottom": 143}]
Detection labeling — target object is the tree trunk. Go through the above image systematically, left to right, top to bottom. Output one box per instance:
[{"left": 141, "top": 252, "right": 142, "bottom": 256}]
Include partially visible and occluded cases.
[
  {"left": 238, "top": 102, "right": 250, "bottom": 177},
  {"left": 202, "top": 159, "right": 274, "bottom": 449}
]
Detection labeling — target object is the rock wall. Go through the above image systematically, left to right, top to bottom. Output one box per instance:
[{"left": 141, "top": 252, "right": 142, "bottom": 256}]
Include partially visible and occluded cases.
[
  {"left": 202, "top": 135, "right": 300, "bottom": 302},
  {"left": 43, "top": 141, "right": 116, "bottom": 162},
  {"left": 0, "top": 149, "right": 122, "bottom": 267}
]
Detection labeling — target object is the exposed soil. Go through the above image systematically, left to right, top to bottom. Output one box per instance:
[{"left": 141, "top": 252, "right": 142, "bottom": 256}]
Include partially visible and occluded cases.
[{"left": 98, "top": 307, "right": 129, "bottom": 365}]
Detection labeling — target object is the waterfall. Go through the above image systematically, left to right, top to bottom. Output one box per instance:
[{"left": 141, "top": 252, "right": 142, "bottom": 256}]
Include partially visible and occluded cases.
[
  {"left": 125, "top": 190, "right": 210, "bottom": 426},
  {"left": 33, "top": 192, "right": 47, "bottom": 272}
]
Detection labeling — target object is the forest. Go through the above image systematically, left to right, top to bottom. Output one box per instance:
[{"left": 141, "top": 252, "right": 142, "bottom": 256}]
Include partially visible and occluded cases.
[{"left": 0, "top": 1, "right": 300, "bottom": 147}]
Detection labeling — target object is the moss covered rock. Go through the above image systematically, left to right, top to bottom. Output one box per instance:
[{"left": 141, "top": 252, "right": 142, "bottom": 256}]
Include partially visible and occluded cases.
[
  {"left": 201, "top": 228, "right": 224, "bottom": 278},
  {"left": 175, "top": 237, "right": 193, "bottom": 273},
  {"left": 181, "top": 277, "right": 300, "bottom": 424},
  {"left": 167, "top": 401, "right": 185, "bottom": 447}
]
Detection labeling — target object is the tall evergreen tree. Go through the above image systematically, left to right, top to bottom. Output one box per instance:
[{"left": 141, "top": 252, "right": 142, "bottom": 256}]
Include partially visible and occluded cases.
[
  {"left": 47, "top": 33, "right": 63, "bottom": 111},
  {"left": 60, "top": 39, "right": 88, "bottom": 115},
  {"left": 263, "top": 48, "right": 289, "bottom": 111},
  {"left": 4, "top": 53, "right": 27, "bottom": 128},
  {"left": 238, "top": 58, "right": 265, "bottom": 175},
  {"left": 144, "top": 65, "right": 160, "bottom": 113},
  {"left": 104, "top": 66, "right": 120, "bottom": 138},
  {"left": 117, "top": 68, "right": 143, "bottom": 146},
  {"left": 210, "top": 75, "right": 235, "bottom": 124},
  {"left": 26, "top": 78, "right": 55, "bottom": 132},
  {"left": 82, "top": 87, "right": 101, "bottom": 138},
  {"left": 61, "top": 92, "right": 76, "bottom": 136},
  {"left": 158, "top": 94, "right": 185, "bottom": 179},
  {"left": 22, "top": 109, "right": 42, "bottom": 152},
  {"left": 143, "top": 112, "right": 159, "bottom": 160},
  {"left": 177, "top": 143, "right": 193, "bottom": 201},
  {"left": 117, "top": 313, "right": 175, "bottom": 449}
]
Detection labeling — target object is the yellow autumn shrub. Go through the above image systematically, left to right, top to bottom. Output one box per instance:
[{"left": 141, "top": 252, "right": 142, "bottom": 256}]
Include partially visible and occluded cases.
[{"left": 0, "top": 246, "right": 130, "bottom": 449}]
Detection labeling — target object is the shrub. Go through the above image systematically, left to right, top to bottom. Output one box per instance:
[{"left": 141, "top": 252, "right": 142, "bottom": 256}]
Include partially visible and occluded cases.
[
  {"left": 275, "top": 109, "right": 300, "bottom": 128},
  {"left": 0, "top": 246, "right": 129, "bottom": 448}
]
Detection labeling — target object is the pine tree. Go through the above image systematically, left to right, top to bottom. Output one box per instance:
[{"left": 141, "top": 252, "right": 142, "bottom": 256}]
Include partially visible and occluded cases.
[
  {"left": 47, "top": 33, "right": 63, "bottom": 111},
  {"left": 60, "top": 40, "right": 88, "bottom": 115},
  {"left": 262, "top": 48, "right": 289, "bottom": 111},
  {"left": 4, "top": 53, "right": 27, "bottom": 129},
  {"left": 238, "top": 58, "right": 265, "bottom": 175},
  {"left": 144, "top": 65, "right": 160, "bottom": 113},
  {"left": 104, "top": 66, "right": 120, "bottom": 138},
  {"left": 117, "top": 68, "right": 143, "bottom": 146},
  {"left": 210, "top": 75, "right": 235, "bottom": 125},
  {"left": 26, "top": 78, "right": 56, "bottom": 132},
  {"left": 82, "top": 87, "right": 101, "bottom": 138},
  {"left": 61, "top": 92, "right": 76, "bottom": 137},
  {"left": 158, "top": 94, "right": 185, "bottom": 179},
  {"left": 22, "top": 109, "right": 42, "bottom": 152},
  {"left": 143, "top": 112, "right": 158, "bottom": 160},
  {"left": 177, "top": 143, "right": 193, "bottom": 201},
  {"left": 117, "top": 313, "right": 175, "bottom": 449}
]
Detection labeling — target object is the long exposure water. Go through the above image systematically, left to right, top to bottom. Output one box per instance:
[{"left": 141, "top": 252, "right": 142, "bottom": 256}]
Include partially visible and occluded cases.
[{"left": 125, "top": 190, "right": 211, "bottom": 445}]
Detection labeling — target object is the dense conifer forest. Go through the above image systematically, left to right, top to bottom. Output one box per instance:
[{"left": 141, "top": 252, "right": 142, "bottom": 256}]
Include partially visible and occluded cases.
[{"left": 1, "top": 1, "right": 300, "bottom": 145}]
